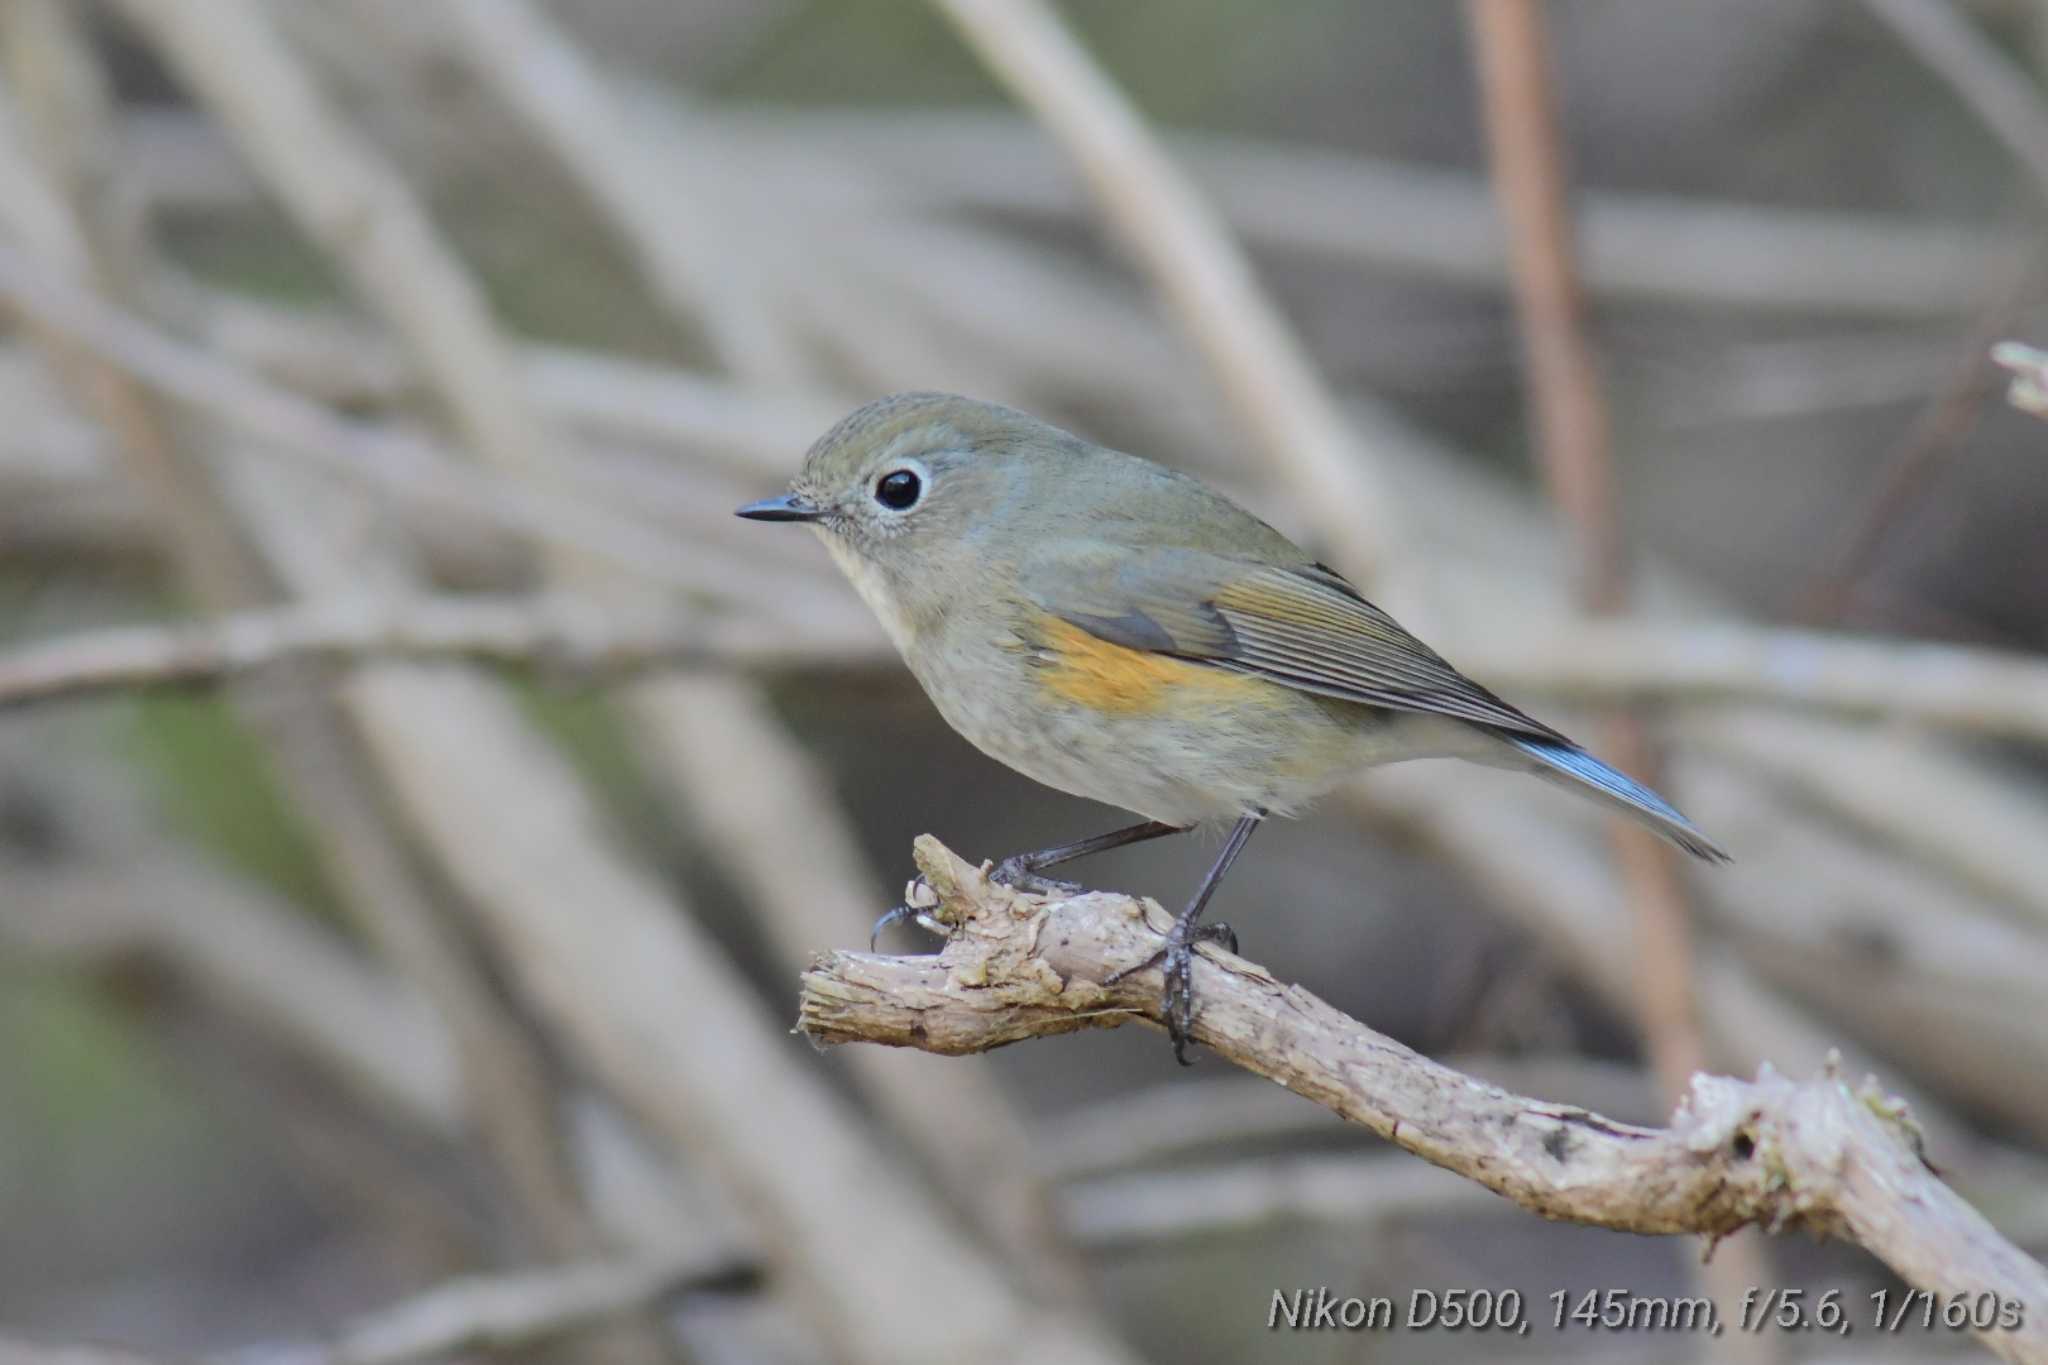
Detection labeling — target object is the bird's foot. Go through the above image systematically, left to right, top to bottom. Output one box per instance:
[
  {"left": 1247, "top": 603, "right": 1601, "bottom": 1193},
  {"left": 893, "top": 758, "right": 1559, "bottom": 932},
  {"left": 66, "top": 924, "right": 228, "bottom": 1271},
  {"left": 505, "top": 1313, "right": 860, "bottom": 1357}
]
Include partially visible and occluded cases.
[
  {"left": 989, "top": 853, "right": 1084, "bottom": 898},
  {"left": 868, "top": 875, "right": 949, "bottom": 951},
  {"left": 1106, "top": 919, "right": 1239, "bottom": 1065}
]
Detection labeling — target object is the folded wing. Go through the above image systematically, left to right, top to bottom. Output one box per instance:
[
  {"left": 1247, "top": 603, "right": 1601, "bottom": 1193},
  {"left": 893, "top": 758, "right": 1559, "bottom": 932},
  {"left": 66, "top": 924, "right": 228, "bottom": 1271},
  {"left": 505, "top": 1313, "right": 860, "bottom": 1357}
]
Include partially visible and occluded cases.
[{"left": 1021, "top": 546, "right": 1565, "bottom": 742}]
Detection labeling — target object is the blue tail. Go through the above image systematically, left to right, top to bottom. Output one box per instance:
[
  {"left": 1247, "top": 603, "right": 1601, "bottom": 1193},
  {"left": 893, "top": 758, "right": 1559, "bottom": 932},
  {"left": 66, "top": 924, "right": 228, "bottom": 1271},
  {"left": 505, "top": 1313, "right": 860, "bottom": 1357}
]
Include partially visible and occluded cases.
[{"left": 1501, "top": 736, "right": 1729, "bottom": 863}]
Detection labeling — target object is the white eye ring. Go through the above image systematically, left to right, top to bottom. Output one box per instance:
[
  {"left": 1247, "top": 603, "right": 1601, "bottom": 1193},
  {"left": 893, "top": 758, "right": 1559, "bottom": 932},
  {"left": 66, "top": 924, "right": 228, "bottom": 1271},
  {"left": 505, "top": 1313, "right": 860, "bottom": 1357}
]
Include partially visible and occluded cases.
[{"left": 871, "top": 458, "right": 930, "bottom": 512}]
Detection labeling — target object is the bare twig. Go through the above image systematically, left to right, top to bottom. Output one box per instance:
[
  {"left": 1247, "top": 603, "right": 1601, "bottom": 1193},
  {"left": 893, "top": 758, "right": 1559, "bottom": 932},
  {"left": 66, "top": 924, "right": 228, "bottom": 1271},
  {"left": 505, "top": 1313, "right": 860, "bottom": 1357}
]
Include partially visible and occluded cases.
[
  {"left": 930, "top": 0, "right": 1403, "bottom": 584},
  {"left": 1790, "top": 264, "right": 2036, "bottom": 624},
  {"left": 0, "top": 593, "right": 877, "bottom": 710},
  {"left": 799, "top": 839, "right": 2048, "bottom": 1365},
  {"left": 1040, "top": 1057, "right": 1661, "bottom": 1182},
  {"left": 231, "top": 1249, "right": 751, "bottom": 1365}
]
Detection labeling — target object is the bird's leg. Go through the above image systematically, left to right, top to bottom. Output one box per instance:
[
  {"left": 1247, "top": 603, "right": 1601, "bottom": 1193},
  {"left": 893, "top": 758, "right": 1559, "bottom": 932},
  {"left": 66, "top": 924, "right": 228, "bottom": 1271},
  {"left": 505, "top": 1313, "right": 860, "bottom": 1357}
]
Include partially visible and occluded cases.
[
  {"left": 1106, "top": 811, "right": 1263, "bottom": 1065},
  {"left": 870, "top": 819, "right": 1188, "bottom": 949},
  {"left": 989, "top": 819, "right": 1189, "bottom": 895}
]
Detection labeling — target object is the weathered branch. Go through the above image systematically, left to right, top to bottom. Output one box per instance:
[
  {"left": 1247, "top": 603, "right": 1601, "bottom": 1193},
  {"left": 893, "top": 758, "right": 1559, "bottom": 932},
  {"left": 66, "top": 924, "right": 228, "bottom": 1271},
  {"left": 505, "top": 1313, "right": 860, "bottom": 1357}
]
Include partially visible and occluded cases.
[{"left": 800, "top": 837, "right": 2048, "bottom": 1365}]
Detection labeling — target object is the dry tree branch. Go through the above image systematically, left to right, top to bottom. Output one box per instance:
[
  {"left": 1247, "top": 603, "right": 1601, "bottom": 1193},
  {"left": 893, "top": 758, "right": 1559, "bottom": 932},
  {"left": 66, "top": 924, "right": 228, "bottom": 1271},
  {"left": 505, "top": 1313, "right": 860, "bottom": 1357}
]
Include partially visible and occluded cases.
[
  {"left": 929, "top": 0, "right": 1404, "bottom": 584},
  {"left": 800, "top": 839, "right": 2048, "bottom": 1365}
]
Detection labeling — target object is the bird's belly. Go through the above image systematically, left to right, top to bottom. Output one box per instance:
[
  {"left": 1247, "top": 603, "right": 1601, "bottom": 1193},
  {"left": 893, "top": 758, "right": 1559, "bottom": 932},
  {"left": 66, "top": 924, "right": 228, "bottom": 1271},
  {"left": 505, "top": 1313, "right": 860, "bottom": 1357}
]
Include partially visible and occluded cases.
[{"left": 910, "top": 622, "right": 1448, "bottom": 826}]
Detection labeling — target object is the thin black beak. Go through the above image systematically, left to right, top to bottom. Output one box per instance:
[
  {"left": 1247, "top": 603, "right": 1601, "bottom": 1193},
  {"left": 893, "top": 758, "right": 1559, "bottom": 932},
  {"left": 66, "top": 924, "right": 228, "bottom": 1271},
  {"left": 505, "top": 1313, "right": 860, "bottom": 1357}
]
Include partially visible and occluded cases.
[{"left": 735, "top": 492, "right": 823, "bottom": 523}]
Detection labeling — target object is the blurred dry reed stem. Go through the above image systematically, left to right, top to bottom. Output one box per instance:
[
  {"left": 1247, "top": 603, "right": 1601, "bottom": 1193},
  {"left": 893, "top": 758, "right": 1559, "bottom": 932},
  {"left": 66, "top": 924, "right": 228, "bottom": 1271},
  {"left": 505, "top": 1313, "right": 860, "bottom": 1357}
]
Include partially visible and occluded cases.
[
  {"left": 931, "top": 0, "right": 1404, "bottom": 586},
  {"left": 1860, "top": 0, "right": 2048, "bottom": 198},
  {"left": 126, "top": 101, "right": 2025, "bottom": 318},
  {"left": 13, "top": 600, "right": 2048, "bottom": 740},
  {"left": 800, "top": 839, "right": 2048, "bottom": 1365},
  {"left": 233, "top": 1250, "right": 752, "bottom": 1365},
  {"left": 0, "top": 1252, "right": 747, "bottom": 1365}
]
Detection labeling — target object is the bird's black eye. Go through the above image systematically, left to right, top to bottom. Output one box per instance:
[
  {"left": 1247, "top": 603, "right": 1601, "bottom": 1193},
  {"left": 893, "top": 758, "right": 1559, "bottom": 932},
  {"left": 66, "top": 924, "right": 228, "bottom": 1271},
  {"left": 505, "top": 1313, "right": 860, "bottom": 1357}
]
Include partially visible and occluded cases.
[{"left": 874, "top": 468, "right": 923, "bottom": 510}]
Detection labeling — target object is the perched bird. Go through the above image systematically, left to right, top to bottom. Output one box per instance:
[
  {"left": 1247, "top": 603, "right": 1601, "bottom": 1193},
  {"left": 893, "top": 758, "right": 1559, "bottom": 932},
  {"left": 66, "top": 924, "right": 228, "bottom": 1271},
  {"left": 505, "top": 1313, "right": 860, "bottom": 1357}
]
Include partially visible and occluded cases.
[{"left": 739, "top": 393, "right": 1726, "bottom": 1062}]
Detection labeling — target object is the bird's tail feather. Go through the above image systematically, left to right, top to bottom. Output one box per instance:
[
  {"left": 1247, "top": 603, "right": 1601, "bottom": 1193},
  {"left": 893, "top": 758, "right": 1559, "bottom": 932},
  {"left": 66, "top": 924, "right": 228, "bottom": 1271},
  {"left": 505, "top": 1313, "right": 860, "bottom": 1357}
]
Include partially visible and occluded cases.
[{"left": 1500, "top": 735, "right": 1730, "bottom": 863}]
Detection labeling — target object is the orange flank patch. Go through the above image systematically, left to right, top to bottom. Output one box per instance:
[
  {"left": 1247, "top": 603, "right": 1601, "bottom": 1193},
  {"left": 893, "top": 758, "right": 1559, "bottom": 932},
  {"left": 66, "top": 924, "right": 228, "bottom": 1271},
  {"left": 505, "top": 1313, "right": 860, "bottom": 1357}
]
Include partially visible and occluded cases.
[{"left": 1033, "top": 616, "right": 1271, "bottom": 715}]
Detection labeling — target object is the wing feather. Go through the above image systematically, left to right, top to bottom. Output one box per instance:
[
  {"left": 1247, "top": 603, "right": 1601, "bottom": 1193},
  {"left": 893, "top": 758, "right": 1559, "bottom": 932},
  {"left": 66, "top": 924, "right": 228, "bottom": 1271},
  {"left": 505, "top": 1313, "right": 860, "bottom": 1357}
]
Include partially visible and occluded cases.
[{"left": 1019, "top": 548, "right": 1564, "bottom": 741}]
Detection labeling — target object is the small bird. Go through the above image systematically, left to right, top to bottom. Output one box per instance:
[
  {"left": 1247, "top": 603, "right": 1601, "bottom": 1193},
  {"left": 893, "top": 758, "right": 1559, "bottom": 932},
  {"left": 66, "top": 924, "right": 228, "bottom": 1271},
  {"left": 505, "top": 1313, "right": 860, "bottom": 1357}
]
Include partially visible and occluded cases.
[{"left": 739, "top": 393, "right": 1726, "bottom": 1062}]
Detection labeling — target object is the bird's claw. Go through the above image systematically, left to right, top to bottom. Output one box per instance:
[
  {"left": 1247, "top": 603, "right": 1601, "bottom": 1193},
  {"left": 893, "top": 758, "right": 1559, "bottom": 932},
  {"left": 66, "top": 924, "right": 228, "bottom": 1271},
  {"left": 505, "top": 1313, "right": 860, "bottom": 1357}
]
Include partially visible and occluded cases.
[
  {"left": 989, "top": 854, "right": 1083, "bottom": 898},
  {"left": 869, "top": 875, "right": 947, "bottom": 951},
  {"left": 868, "top": 903, "right": 913, "bottom": 951},
  {"left": 1106, "top": 919, "right": 1242, "bottom": 1065}
]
